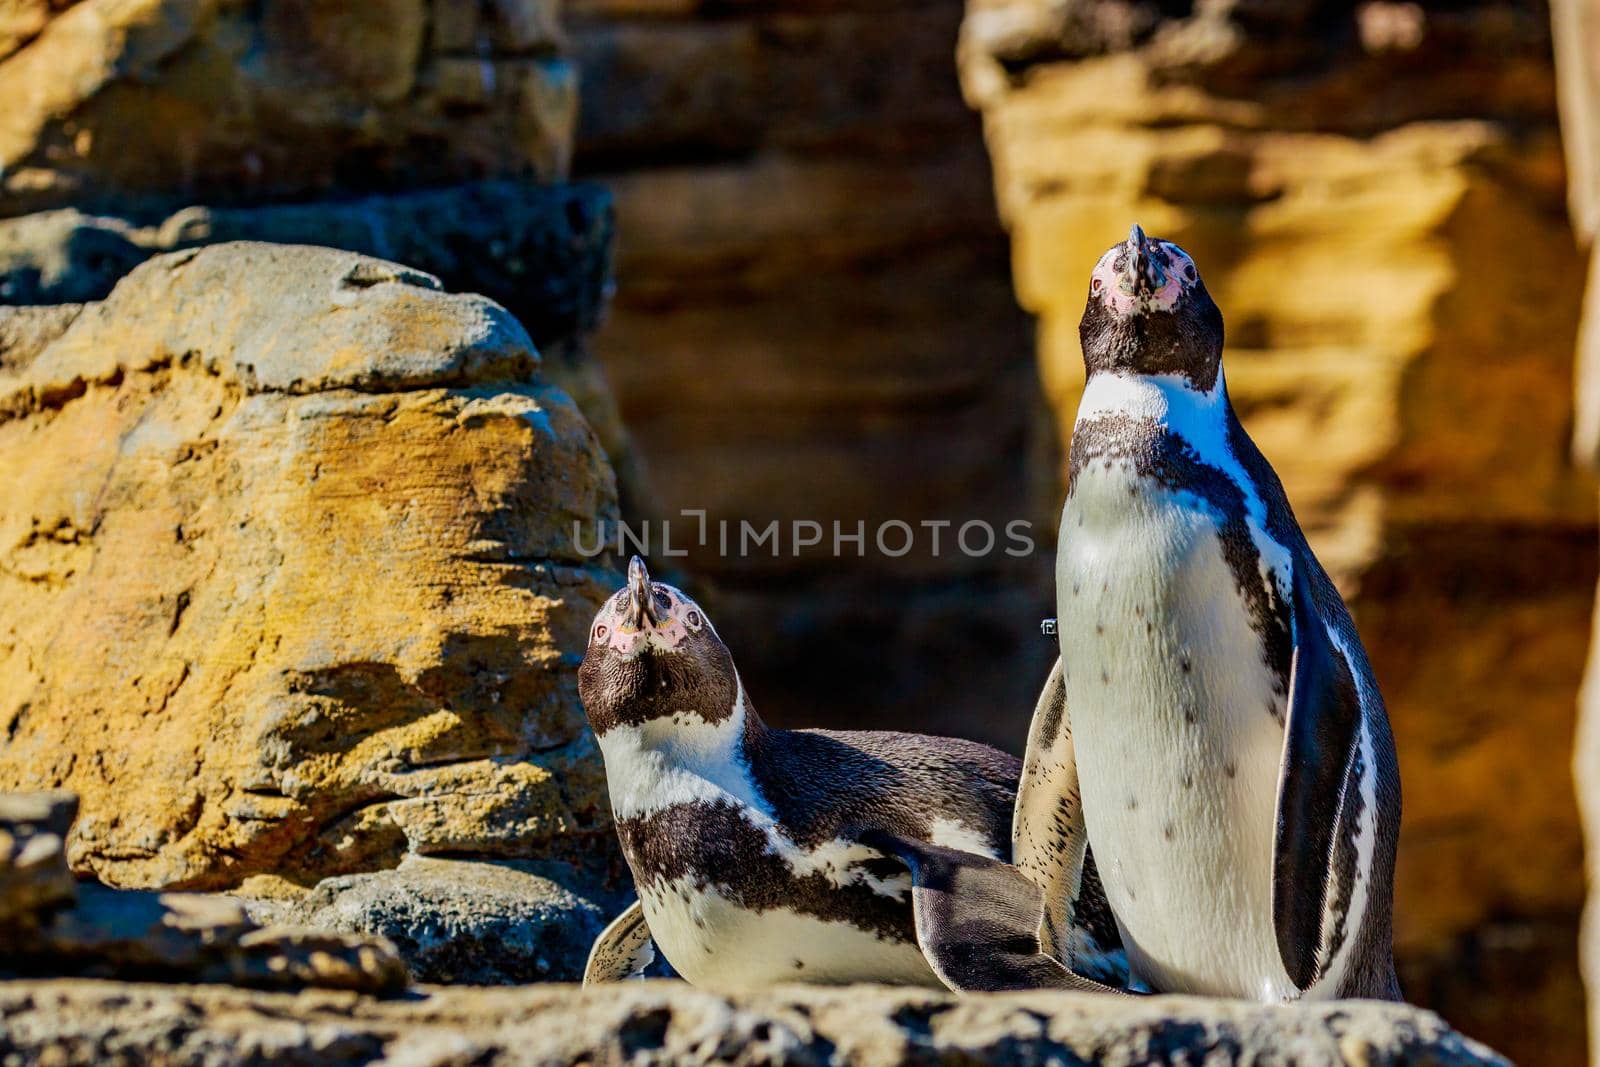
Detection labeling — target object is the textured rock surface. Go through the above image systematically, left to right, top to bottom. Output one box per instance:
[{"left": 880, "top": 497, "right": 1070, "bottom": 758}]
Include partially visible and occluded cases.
[
  {"left": 0, "top": 0, "right": 574, "bottom": 216},
  {"left": 0, "top": 0, "right": 641, "bottom": 518},
  {"left": 567, "top": 0, "right": 1049, "bottom": 750},
  {"left": 958, "top": 1, "right": 1589, "bottom": 1061},
  {"left": 0, "top": 180, "right": 646, "bottom": 531},
  {"left": 0, "top": 181, "right": 642, "bottom": 522},
  {"left": 0, "top": 242, "right": 621, "bottom": 892},
  {"left": 0, "top": 790, "right": 407, "bottom": 994},
  {"left": 0, "top": 790, "right": 77, "bottom": 927},
  {"left": 242, "top": 855, "right": 611, "bottom": 985},
  {"left": 9, "top": 884, "right": 409, "bottom": 994},
  {"left": 0, "top": 979, "right": 1509, "bottom": 1066}
]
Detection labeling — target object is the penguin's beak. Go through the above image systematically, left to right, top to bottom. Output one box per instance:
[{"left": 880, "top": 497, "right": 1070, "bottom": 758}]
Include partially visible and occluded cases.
[
  {"left": 1124, "top": 223, "right": 1165, "bottom": 297},
  {"left": 625, "top": 555, "right": 660, "bottom": 630}
]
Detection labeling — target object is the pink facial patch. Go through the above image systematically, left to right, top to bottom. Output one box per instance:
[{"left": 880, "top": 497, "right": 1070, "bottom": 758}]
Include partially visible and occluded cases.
[
  {"left": 1089, "top": 240, "right": 1195, "bottom": 314},
  {"left": 591, "top": 585, "right": 702, "bottom": 655}
]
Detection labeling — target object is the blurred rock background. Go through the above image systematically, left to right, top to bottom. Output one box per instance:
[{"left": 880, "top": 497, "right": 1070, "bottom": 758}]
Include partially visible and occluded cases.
[
  {"left": 0, "top": 0, "right": 1590, "bottom": 1064},
  {"left": 566, "top": 0, "right": 1054, "bottom": 748}
]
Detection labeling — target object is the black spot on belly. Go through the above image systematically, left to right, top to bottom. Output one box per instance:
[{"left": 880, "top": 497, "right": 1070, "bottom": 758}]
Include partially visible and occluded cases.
[
  {"left": 1068, "top": 414, "right": 1293, "bottom": 691},
  {"left": 1224, "top": 762, "right": 1237, "bottom": 779},
  {"left": 617, "top": 802, "right": 917, "bottom": 945},
  {"left": 1163, "top": 822, "right": 1175, "bottom": 841}
]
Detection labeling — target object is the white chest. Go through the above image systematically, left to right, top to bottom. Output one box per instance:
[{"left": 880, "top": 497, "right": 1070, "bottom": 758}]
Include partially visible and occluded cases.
[
  {"left": 1058, "top": 457, "right": 1294, "bottom": 1000},
  {"left": 598, "top": 717, "right": 939, "bottom": 991},
  {"left": 637, "top": 873, "right": 937, "bottom": 990}
]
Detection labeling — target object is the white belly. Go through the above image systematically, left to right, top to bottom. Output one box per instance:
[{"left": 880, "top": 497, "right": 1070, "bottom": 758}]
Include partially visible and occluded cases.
[
  {"left": 1060, "top": 460, "right": 1293, "bottom": 1000},
  {"left": 639, "top": 879, "right": 940, "bottom": 990}
]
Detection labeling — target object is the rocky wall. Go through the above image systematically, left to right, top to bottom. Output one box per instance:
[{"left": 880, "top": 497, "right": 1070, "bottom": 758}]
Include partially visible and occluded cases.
[
  {"left": 0, "top": 0, "right": 573, "bottom": 216},
  {"left": 0, "top": 0, "right": 644, "bottom": 517},
  {"left": 959, "top": 0, "right": 1591, "bottom": 1061},
  {"left": 0, "top": 243, "right": 621, "bottom": 898}
]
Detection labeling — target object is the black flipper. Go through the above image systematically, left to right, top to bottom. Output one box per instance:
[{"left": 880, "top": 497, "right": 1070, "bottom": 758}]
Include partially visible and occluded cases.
[
  {"left": 1272, "top": 562, "right": 1364, "bottom": 992},
  {"left": 858, "top": 829, "right": 1127, "bottom": 995},
  {"left": 583, "top": 900, "right": 658, "bottom": 985}
]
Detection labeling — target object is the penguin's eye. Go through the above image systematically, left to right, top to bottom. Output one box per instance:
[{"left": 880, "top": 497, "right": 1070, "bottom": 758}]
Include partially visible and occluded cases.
[
  {"left": 1185, "top": 264, "right": 1196, "bottom": 281},
  {"left": 1091, "top": 277, "right": 1103, "bottom": 293},
  {"left": 684, "top": 610, "right": 703, "bottom": 631},
  {"left": 594, "top": 624, "right": 608, "bottom": 641}
]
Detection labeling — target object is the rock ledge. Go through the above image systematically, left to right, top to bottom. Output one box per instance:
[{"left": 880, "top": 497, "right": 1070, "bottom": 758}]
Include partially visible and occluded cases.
[{"left": 0, "top": 979, "right": 1506, "bottom": 1066}]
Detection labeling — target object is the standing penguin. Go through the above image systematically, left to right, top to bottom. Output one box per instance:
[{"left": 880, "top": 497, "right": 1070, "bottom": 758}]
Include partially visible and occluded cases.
[
  {"left": 1014, "top": 227, "right": 1402, "bottom": 1001},
  {"left": 578, "top": 557, "right": 1124, "bottom": 991}
]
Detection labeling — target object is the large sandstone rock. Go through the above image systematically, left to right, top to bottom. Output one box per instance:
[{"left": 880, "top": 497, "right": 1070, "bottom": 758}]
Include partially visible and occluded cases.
[
  {"left": 0, "top": 0, "right": 574, "bottom": 215},
  {"left": 0, "top": 0, "right": 640, "bottom": 524},
  {"left": 958, "top": 1, "right": 1589, "bottom": 1060},
  {"left": 0, "top": 181, "right": 646, "bottom": 523},
  {"left": 0, "top": 242, "right": 620, "bottom": 893},
  {"left": 0, "top": 979, "right": 1509, "bottom": 1066}
]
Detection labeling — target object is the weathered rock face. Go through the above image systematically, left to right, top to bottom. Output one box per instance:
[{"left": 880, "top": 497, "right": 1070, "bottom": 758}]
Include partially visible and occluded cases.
[
  {"left": 0, "top": 0, "right": 574, "bottom": 216},
  {"left": 0, "top": 0, "right": 640, "bottom": 525},
  {"left": 566, "top": 0, "right": 1051, "bottom": 750},
  {"left": 959, "top": 1, "right": 1590, "bottom": 1061},
  {"left": 0, "top": 182, "right": 645, "bottom": 520},
  {"left": 0, "top": 243, "right": 620, "bottom": 893},
  {"left": 0, "top": 790, "right": 408, "bottom": 994},
  {"left": 243, "top": 854, "right": 613, "bottom": 985},
  {"left": 11, "top": 883, "right": 411, "bottom": 994},
  {"left": 0, "top": 979, "right": 1510, "bottom": 1066}
]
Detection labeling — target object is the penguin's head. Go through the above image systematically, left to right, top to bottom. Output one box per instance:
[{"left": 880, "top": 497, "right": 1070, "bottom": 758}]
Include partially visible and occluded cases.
[
  {"left": 1079, "top": 225, "right": 1224, "bottom": 392},
  {"left": 578, "top": 556, "right": 739, "bottom": 736}
]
